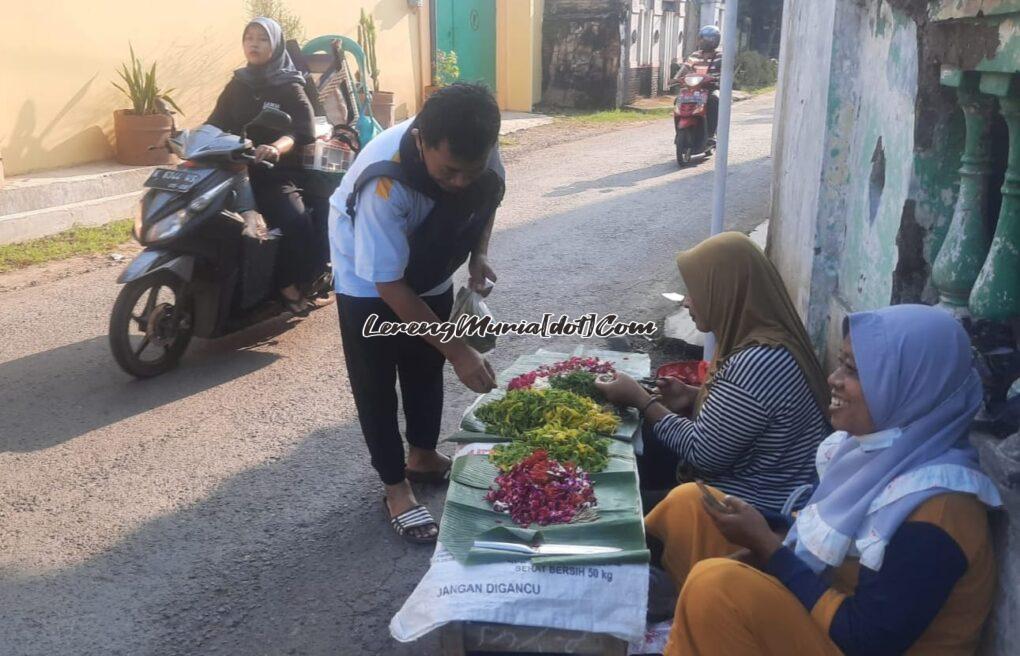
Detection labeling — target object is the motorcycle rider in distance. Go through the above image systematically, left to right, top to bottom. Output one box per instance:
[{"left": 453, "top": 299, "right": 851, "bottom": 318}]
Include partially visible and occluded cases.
[{"left": 672, "top": 25, "right": 723, "bottom": 145}]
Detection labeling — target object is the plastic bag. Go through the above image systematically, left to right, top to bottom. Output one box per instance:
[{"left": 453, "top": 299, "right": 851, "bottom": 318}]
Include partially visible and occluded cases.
[{"left": 450, "top": 285, "right": 497, "bottom": 354}]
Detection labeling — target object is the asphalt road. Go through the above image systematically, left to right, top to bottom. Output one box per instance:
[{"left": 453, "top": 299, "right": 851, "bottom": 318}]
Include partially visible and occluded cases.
[{"left": 0, "top": 94, "right": 776, "bottom": 656}]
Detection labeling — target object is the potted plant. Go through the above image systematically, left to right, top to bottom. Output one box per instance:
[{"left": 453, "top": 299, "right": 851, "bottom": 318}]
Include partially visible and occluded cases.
[
  {"left": 358, "top": 9, "right": 397, "bottom": 128},
  {"left": 111, "top": 44, "right": 183, "bottom": 166},
  {"left": 424, "top": 50, "right": 460, "bottom": 101}
]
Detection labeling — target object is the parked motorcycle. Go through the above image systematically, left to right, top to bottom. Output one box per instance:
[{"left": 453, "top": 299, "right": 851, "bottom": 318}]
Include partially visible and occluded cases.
[
  {"left": 672, "top": 65, "right": 718, "bottom": 167},
  {"left": 109, "top": 107, "right": 328, "bottom": 378}
]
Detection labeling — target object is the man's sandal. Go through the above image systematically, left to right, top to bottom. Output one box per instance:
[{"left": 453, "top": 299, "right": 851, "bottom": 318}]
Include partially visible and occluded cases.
[{"left": 384, "top": 498, "right": 438, "bottom": 544}]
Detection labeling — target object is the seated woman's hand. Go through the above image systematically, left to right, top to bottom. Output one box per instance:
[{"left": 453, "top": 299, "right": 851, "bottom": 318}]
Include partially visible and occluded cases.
[
  {"left": 253, "top": 144, "right": 280, "bottom": 164},
  {"left": 241, "top": 210, "right": 269, "bottom": 240},
  {"left": 594, "top": 372, "right": 651, "bottom": 409},
  {"left": 656, "top": 376, "right": 699, "bottom": 414},
  {"left": 703, "top": 495, "right": 783, "bottom": 563}
]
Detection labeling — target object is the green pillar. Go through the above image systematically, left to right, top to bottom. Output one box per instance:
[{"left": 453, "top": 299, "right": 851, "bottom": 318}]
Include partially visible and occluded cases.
[
  {"left": 931, "top": 75, "right": 996, "bottom": 310},
  {"left": 972, "top": 88, "right": 1020, "bottom": 320}
]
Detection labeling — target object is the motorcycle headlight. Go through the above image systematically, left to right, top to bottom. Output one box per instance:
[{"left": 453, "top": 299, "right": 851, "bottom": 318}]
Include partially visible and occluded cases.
[
  {"left": 686, "top": 76, "right": 705, "bottom": 87},
  {"left": 146, "top": 208, "right": 189, "bottom": 242}
]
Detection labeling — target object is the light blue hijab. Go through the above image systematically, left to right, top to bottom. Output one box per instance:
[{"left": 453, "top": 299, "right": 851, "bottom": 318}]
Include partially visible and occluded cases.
[{"left": 786, "top": 304, "right": 1002, "bottom": 573}]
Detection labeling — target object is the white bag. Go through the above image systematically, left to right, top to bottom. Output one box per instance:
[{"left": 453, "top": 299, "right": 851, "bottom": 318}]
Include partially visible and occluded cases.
[
  {"left": 450, "top": 285, "right": 497, "bottom": 354},
  {"left": 390, "top": 444, "right": 649, "bottom": 645},
  {"left": 389, "top": 544, "right": 649, "bottom": 644}
]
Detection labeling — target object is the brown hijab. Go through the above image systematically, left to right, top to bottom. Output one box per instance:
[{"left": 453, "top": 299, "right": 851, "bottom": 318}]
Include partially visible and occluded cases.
[{"left": 676, "top": 232, "right": 830, "bottom": 414}]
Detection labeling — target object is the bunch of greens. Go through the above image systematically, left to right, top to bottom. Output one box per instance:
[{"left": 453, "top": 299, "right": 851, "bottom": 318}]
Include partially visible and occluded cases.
[
  {"left": 548, "top": 370, "right": 604, "bottom": 404},
  {"left": 476, "top": 389, "right": 620, "bottom": 439},
  {"left": 490, "top": 426, "right": 611, "bottom": 473}
]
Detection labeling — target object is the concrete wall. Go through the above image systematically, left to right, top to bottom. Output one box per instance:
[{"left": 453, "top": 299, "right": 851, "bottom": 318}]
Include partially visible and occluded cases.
[
  {"left": 0, "top": 0, "right": 425, "bottom": 177},
  {"left": 541, "top": 0, "right": 627, "bottom": 108},
  {"left": 700, "top": 0, "right": 723, "bottom": 27},
  {"left": 767, "top": 0, "right": 836, "bottom": 329},
  {"left": 770, "top": 0, "right": 922, "bottom": 361},
  {"left": 824, "top": 2, "right": 919, "bottom": 339}
]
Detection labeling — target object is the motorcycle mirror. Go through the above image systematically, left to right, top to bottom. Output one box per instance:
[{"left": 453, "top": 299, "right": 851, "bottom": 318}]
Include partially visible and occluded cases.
[{"left": 246, "top": 107, "right": 293, "bottom": 133}]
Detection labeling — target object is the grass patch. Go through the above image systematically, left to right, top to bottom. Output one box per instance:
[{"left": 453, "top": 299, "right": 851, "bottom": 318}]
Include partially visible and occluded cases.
[
  {"left": 560, "top": 108, "right": 672, "bottom": 124},
  {"left": 0, "top": 219, "right": 134, "bottom": 273}
]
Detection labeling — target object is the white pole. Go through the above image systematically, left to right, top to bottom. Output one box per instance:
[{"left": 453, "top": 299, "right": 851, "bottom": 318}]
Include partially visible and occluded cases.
[{"left": 704, "top": 0, "right": 738, "bottom": 361}]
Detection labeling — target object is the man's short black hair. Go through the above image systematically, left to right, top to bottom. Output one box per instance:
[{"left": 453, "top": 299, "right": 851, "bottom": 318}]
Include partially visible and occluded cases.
[{"left": 417, "top": 83, "right": 501, "bottom": 162}]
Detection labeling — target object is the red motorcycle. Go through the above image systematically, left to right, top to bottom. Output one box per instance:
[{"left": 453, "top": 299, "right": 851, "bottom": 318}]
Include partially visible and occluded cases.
[{"left": 672, "top": 65, "right": 718, "bottom": 167}]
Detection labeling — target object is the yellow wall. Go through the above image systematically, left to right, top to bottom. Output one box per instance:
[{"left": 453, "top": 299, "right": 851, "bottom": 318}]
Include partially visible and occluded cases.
[
  {"left": 0, "top": 0, "right": 424, "bottom": 177},
  {"left": 496, "top": 0, "right": 541, "bottom": 112},
  {"left": 533, "top": 0, "right": 545, "bottom": 103}
]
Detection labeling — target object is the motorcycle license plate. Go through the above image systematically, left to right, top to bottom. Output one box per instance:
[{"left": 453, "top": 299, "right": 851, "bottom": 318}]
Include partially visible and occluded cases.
[
  {"left": 680, "top": 91, "right": 706, "bottom": 104},
  {"left": 144, "top": 168, "right": 202, "bottom": 192}
]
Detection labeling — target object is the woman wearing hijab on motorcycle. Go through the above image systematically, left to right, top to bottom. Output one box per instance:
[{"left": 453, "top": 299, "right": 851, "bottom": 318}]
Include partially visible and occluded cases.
[
  {"left": 207, "top": 17, "right": 318, "bottom": 314},
  {"left": 596, "top": 232, "right": 831, "bottom": 515},
  {"left": 647, "top": 304, "right": 1002, "bottom": 656}
]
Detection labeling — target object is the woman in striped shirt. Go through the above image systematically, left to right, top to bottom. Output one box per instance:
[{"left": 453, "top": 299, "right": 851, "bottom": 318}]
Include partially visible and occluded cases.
[{"left": 596, "top": 232, "right": 831, "bottom": 513}]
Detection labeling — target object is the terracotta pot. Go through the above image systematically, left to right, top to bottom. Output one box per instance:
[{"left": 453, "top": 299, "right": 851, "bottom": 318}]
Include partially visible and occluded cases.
[
  {"left": 371, "top": 90, "right": 397, "bottom": 129},
  {"left": 113, "top": 110, "right": 173, "bottom": 166}
]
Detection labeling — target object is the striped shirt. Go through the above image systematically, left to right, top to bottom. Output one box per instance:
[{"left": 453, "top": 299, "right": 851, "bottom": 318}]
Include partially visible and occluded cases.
[{"left": 652, "top": 345, "right": 829, "bottom": 512}]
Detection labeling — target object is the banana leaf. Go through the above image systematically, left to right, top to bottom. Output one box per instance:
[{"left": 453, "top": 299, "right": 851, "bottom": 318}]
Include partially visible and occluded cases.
[{"left": 438, "top": 452, "right": 648, "bottom": 566}]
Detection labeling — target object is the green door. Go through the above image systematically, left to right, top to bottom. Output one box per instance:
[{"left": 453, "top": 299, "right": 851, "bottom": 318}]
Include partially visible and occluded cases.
[{"left": 435, "top": 0, "right": 497, "bottom": 92}]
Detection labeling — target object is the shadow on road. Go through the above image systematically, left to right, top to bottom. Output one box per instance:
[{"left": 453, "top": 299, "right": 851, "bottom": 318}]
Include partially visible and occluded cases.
[
  {"left": 545, "top": 160, "right": 680, "bottom": 198},
  {"left": 0, "top": 335, "right": 281, "bottom": 452},
  {"left": 0, "top": 421, "right": 442, "bottom": 656}
]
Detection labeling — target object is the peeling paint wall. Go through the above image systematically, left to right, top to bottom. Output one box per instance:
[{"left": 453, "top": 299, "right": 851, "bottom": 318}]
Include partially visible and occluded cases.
[
  {"left": 771, "top": 0, "right": 964, "bottom": 355},
  {"left": 830, "top": 3, "right": 919, "bottom": 313}
]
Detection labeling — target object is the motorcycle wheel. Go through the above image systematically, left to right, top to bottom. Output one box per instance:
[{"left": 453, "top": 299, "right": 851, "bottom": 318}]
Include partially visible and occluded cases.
[
  {"left": 676, "top": 131, "right": 694, "bottom": 167},
  {"left": 109, "top": 271, "right": 194, "bottom": 378}
]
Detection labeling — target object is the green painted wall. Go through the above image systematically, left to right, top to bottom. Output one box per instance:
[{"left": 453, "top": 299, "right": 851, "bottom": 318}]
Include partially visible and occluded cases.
[{"left": 819, "top": 3, "right": 919, "bottom": 315}]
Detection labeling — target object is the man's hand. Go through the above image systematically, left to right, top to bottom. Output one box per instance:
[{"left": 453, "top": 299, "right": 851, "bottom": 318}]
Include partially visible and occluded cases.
[
  {"left": 241, "top": 210, "right": 269, "bottom": 240},
  {"left": 468, "top": 254, "right": 497, "bottom": 298},
  {"left": 449, "top": 344, "right": 497, "bottom": 393},
  {"left": 594, "top": 373, "right": 651, "bottom": 409},
  {"left": 656, "top": 377, "right": 700, "bottom": 414},
  {"left": 703, "top": 495, "right": 783, "bottom": 563}
]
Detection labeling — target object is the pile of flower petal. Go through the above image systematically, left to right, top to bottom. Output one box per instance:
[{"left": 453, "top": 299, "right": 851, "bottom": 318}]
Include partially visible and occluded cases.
[
  {"left": 507, "top": 357, "right": 616, "bottom": 392},
  {"left": 486, "top": 450, "right": 597, "bottom": 527}
]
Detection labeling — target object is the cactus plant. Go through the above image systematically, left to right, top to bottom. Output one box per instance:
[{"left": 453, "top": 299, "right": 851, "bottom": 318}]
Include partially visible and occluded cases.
[{"left": 358, "top": 9, "right": 381, "bottom": 93}]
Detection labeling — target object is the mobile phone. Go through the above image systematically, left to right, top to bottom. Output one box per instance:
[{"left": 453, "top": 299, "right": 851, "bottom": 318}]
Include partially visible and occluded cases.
[
  {"left": 638, "top": 376, "right": 660, "bottom": 393},
  {"left": 696, "top": 480, "right": 733, "bottom": 514}
]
